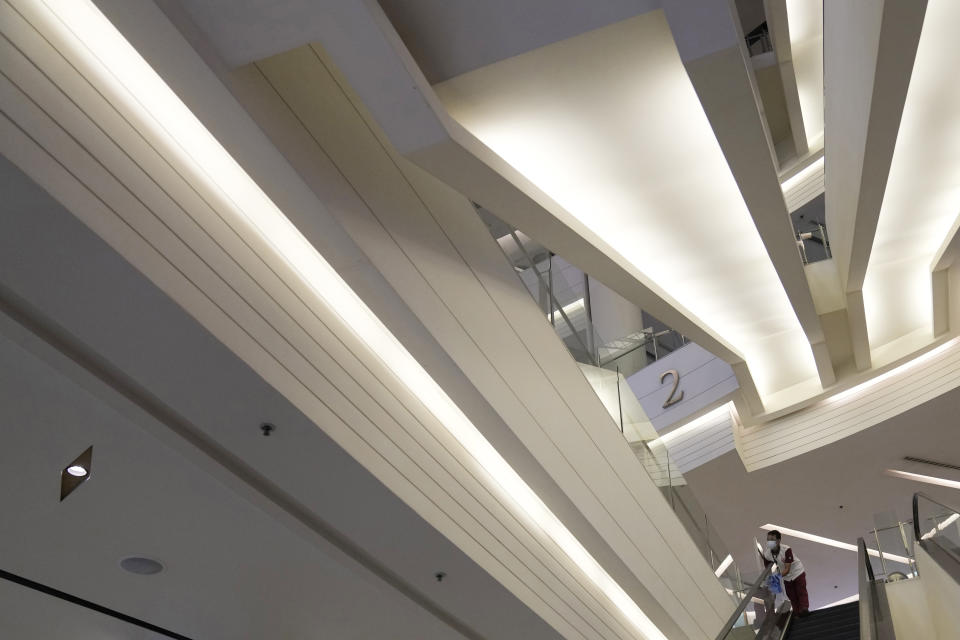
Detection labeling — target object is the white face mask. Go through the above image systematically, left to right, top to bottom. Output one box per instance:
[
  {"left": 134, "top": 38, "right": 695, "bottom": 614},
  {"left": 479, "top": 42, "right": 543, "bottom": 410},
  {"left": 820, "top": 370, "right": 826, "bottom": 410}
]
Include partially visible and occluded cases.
[{"left": 766, "top": 540, "right": 778, "bottom": 550}]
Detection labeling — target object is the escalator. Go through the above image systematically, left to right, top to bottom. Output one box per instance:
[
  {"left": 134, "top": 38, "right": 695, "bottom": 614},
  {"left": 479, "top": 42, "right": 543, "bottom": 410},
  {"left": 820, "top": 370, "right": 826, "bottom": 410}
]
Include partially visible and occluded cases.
[
  {"left": 715, "top": 491, "right": 960, "bottom": 639},
  {"left": 715, "top": 539, "right": 874, "bottom": 640},
  {"left": 783, "top": 602, "right": 858, "bottom": 640}
]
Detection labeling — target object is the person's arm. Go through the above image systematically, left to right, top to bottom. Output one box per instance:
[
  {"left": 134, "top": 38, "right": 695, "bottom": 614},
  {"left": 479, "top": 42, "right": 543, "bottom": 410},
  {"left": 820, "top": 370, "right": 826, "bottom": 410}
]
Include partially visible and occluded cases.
[
  {"left": 783, "top": 548, "right": 794, "bottom": 576},
  {"left": 759, "top": 550, "right": 772, "bottom": 568}
]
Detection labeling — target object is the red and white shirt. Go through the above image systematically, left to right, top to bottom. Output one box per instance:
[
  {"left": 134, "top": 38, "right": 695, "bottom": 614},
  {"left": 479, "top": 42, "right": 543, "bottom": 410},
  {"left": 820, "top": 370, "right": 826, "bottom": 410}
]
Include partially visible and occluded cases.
[{"left": 761, "top": 544, "right": 805, "bottom": 581}]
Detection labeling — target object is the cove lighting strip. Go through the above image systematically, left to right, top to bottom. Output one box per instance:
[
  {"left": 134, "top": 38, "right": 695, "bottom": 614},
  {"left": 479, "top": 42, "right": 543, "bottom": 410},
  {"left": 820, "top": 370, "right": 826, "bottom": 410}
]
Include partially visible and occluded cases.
[
  {"left": 785, "top": 0, "right": 824, "bottom": 146},
  {"left": 37, "top": 1, "right": 668, "bottom": 637},
  {"left": 780, "top": 156, "right": 823, "bottom": 194},
  {"left": 546, "top": 297, "right": 584, "bottom": 320},
  {"left": 824, "top": 338, "right": 958, "bottom": 405},
  {"left": 652, "top": 402, "right": 735, "bottom": 447},
  {"left": 885, "top": 469, "right": 960, "bottom": 491},
  {"left": 760, "top": 525, "right": 911, "bottom": 565},
  {"left": 713, "top": 554, "right": 733, "bottom": 578}
]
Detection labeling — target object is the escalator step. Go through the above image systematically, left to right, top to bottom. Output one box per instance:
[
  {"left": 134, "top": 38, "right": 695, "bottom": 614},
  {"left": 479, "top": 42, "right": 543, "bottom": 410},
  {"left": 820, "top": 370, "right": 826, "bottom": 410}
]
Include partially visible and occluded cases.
[{"left": 787, "top": 605, "right": 859, "bottom": 640}]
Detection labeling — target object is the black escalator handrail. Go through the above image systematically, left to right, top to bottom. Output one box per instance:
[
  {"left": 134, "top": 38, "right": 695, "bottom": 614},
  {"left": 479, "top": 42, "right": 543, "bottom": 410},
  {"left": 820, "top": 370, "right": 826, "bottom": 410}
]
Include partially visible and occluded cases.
[
  {"left": 912, "top": 491, "right": 960, "bottom": 541},
  {"left": 858, "top": 537, "right": 896, "bottom": 640},
  {"left": 859, "top": 537, "right": 875, "bottom": 582},
  {"left": 713, "top": 563, "right": 773, "bottom": 640}
]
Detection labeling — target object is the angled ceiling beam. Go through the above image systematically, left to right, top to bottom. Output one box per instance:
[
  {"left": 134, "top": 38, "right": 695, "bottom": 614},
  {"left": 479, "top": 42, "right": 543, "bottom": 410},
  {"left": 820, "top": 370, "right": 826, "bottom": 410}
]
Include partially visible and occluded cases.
[
  {"left": 254, "top": 0, "right": 765, "bottom": 412},
  {"left": 661, "top": 0, "right": 834, "bottom": 389},
  {"left": 764, "top": 0, "right": 808, "bottom": 159},
  {"left": 768, "top": 0, "right": 823, "bottom": 151},
  {"left": 823, "top": 0, "right": 927, "bottom": 370},
  {"left": 864, "top": 0, "right": 960, "bottom": 363}
]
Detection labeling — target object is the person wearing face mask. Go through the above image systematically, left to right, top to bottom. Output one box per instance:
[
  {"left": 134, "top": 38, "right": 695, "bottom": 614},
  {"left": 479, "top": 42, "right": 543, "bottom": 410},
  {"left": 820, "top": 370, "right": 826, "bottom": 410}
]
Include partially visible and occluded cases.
[{"left": 760, "top": 530, "right": 809, "bottom": 617}]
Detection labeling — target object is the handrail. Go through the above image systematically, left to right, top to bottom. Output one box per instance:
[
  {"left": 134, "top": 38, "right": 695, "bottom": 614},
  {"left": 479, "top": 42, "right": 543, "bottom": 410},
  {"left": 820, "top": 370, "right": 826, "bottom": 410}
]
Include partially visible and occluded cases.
[
  {"left": 506, "top": 230, "right": 593, "bottom": 360},
  {"left": 597, "top": 328, "right": 684, "bottom": 368},
  {"left": 912, "top": 491, "right": 960, "bottom": 541},
  {"left": 912, "top": 491, "right": 960, "bottom": 585},
  {"left": 862, "top": 536, "right": 876, "bottom": 582},
  {"left": 859, "top": 537, "right": 896, "bottom": 640},
  {"left": 858, "top": 538, "right": 876, "bottom": 639},
  {"left": 712, "top": 564, "right": 773, "bottom": 640},
  {"left": 774, "top": 610, "right": 792, "bottom": 640}
]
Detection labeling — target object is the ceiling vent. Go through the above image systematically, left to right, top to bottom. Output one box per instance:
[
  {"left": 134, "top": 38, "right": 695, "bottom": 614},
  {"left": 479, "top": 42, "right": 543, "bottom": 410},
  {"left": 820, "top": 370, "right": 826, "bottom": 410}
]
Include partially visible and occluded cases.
[{"left": 903, "top": 456, "right": 960, "bottom": 473}]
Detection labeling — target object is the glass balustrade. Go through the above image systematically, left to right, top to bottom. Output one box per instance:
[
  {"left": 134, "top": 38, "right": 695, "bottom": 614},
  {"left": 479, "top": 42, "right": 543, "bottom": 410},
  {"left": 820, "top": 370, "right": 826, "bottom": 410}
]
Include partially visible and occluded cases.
[
  {"left": 477, "top": 205, "right": 745, "bottom": 612},
  {"left": 484, "top": 213, "right": 690, "bottom": 376},
  {"left": 913, "top": 493, "right": 960, "bottom": 563},
  {"left": 715, "top": 564, "right": 791, "bottom": 640}
]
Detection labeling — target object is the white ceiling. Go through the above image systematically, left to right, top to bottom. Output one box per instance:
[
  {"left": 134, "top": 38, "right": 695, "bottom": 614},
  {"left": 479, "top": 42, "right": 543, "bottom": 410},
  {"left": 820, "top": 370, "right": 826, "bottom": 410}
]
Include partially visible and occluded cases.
[
  {"left": 6, "top": 0, "right": 960, "bottom": 635},
  {"left": 163, "top": 0, "right": 960, "bottom": 431},
  {"left": 168, "top": 0, "right": 660, "bottom": 81},
  {"left": 376, "top": 0, "right": 660, "bottom": 83},
  {"left": 0, "top": 1, "right": 738, "bottom": 633},
  {"left": 434, "top": 12, "right": 819, "bottom": 400},
  {"left": 0, "top": 153, "right": 562, "bottom": 640},
  {"left": 0, "top": 329, "right": 462, "bottom": 640},
  {"left": 0, "top": 578, "right": 169, "bottom": 640}
]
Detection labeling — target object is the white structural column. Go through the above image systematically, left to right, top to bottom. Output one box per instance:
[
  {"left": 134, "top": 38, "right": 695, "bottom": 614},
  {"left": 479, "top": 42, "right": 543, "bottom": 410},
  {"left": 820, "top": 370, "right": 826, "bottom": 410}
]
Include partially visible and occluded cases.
[
  {"left": 661, "top": 0, "right": 834, "bottom": 396},
  {"left": 823, "top": 0, "right": 927, "bottom": 370}
]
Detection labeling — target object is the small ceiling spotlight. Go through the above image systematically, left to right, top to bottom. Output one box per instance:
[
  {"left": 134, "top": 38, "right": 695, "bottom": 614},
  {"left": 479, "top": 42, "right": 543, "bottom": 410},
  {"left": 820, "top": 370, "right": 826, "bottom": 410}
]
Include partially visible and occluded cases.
[
  {"left": 60, "top": 446, "right": 93, "bottom": 501},
  {"left": 66, "top": 465, "right": 88, "bottom": 477}
]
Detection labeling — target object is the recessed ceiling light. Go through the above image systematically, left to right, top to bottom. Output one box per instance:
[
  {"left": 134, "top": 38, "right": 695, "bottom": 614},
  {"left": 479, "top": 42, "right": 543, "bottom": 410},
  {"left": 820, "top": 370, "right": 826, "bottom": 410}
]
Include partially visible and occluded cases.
[
  {"left": 60, "top": 446, "right": 93, "bottom": 501},
  {"left": 120, "top": 557, "right": 164, "bottom": 576}
]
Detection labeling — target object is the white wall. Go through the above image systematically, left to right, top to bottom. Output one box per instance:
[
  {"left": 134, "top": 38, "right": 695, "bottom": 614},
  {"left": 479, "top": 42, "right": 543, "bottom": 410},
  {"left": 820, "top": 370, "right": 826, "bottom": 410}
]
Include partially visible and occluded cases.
[
  {"left": 627, "top": 343, "right": 739, "bottom": 431},
  {"left": 916, "top": 544, "right": 960, "bottom": 639},
  {"left": 884, "top": 578, "right": 935, "bottom": 639}
]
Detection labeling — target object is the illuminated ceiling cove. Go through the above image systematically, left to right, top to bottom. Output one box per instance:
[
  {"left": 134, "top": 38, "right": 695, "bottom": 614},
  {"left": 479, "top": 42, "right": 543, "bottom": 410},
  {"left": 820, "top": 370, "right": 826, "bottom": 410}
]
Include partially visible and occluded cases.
[
  {"left": 785, "top": 0, "right": 824, "bottom": 148},
  {"left": 863, "top": 0, "right": 960, "bottom": 352},
  {"left": 6, "top": 1, "right": 669, "bottom": 638},
  {"left": 435, "top": 12, "right": 820, "bottom": 401}
]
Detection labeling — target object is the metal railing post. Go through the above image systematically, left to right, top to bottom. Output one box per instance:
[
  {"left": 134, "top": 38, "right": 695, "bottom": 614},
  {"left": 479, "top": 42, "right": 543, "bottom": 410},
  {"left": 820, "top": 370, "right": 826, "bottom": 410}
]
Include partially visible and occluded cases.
[
  {"left": 583, "top": 273, "right": 597, "bottom": 365},
  {"left": 873, "top": 528, "right": 888, "bottom": 579}
]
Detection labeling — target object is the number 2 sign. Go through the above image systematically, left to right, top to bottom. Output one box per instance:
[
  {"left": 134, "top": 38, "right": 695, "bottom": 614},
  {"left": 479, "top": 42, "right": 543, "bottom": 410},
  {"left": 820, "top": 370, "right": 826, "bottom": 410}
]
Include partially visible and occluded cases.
[{"left": 659, "top": 369, "right": 684, "bottom": 408}]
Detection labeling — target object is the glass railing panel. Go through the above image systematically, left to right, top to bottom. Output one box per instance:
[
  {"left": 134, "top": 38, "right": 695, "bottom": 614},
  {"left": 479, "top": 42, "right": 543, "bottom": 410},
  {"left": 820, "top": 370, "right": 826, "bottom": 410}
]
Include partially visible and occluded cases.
[
  {"left": 480, "top": 207, "right": 693, "bottom": 375},
  {"left": 795, "top": 222, "right": 831, "bottom": 264},
  {"left": 639, "top": 437, "right": 742, "bottom": 593},
  {"left": 914, "top": 493, "right": 960, "bottom": 560},
  {"left": 868, "top": 521, "right": 917, "bottom": 580},
  {"left": 715, "top": 554, "right": 745, "bottom": 608},
  {"left": 715, "top": 565, "right": 791, "bottom": 640}
]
